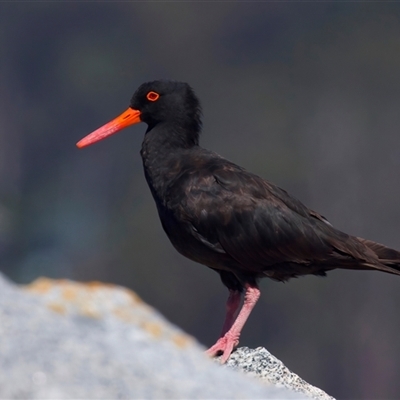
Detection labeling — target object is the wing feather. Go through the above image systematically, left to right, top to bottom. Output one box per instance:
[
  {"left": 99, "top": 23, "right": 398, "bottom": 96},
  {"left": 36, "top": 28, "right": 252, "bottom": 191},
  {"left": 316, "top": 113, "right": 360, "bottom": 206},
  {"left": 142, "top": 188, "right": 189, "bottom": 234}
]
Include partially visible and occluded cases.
[
  {"left": 161, "top": 150, "right": 395, "bottom": 280},
  {"left": 171, "top": 159, "right": 365, "bottom": 272}
]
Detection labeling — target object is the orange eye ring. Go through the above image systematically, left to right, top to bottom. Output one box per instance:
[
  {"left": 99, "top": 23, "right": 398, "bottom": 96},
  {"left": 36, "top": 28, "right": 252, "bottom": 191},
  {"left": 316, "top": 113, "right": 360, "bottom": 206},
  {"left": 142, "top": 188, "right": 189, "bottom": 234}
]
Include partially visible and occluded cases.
[{"left": 146, "top": 91, "right": 160, "bottom": 101}]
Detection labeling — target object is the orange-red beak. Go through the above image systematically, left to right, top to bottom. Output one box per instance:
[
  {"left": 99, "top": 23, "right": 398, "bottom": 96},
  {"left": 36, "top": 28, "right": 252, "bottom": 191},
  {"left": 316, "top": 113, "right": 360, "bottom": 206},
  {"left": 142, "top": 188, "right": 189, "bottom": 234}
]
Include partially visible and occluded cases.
[{"left": 76, "top": 108, "right": 141, "bottom": 148}]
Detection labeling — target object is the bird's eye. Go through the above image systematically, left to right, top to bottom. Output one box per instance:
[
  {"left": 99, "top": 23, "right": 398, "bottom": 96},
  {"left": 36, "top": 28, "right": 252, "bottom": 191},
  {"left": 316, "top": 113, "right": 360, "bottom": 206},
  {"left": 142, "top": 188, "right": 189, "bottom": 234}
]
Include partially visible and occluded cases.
[{"left": 146, "top": 91, "right": 160, "bottom": 101}]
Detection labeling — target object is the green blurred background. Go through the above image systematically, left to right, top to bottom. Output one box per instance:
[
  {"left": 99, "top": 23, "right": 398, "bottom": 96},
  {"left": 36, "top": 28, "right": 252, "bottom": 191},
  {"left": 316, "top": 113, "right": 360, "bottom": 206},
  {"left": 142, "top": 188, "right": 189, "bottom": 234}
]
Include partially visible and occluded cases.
[{"left": 1, "top": 3, "right": 400, "bottom": 398}]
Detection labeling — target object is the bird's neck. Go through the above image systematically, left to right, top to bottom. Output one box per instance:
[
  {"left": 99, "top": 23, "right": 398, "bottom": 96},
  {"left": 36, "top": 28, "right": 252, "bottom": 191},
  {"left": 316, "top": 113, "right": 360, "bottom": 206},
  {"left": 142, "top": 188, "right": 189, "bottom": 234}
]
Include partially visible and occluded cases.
[{"left": 140, "top": 122, "right": 200, "bottom": 202}]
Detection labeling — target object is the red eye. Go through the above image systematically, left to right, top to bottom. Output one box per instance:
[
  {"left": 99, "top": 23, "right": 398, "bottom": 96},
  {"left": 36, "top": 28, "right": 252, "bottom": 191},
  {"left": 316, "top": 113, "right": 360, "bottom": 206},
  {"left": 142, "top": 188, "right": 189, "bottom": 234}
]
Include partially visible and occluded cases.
[{"left": 146, "top": 91, "right": 160, "bottom": 101}]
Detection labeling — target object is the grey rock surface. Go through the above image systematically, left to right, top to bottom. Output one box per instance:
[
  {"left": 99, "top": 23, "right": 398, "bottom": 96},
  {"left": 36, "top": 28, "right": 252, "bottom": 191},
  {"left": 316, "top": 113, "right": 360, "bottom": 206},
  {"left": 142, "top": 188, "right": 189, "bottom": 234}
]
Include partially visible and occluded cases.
[
  {"left": 0, "top": 273, "right": 331, "bottom": 399},
  {"left": 223, "top": 347, "right": 334, "bottom": 400}
]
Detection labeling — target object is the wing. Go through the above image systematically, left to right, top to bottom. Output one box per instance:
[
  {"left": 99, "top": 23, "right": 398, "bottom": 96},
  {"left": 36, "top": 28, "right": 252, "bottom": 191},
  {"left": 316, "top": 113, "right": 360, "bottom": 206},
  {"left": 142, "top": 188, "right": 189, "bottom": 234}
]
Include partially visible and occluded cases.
[{"left": 168, "top": 154, "right": 376, "bottom": 276}]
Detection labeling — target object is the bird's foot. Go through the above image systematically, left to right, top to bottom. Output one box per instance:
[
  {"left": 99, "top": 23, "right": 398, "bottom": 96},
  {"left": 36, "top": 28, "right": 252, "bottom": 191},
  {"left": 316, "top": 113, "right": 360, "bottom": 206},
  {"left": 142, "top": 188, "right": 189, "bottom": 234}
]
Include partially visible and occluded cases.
[{"left": 206, "top": 334, "right": 239, "bottom": 363}]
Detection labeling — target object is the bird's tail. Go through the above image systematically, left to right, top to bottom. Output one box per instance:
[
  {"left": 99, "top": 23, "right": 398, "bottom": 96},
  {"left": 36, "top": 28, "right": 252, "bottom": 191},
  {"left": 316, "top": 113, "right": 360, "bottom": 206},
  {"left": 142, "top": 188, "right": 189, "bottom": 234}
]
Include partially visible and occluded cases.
[{"left": 357, "top": 237, "right": 400, "bottom": 276}]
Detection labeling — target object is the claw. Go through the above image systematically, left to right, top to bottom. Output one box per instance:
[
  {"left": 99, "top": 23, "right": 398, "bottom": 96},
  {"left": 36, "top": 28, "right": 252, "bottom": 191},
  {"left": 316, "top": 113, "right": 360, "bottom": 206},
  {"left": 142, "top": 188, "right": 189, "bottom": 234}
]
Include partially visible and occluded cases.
[{"left": 206, "top": 333, "right": 239, "bottom": 363}]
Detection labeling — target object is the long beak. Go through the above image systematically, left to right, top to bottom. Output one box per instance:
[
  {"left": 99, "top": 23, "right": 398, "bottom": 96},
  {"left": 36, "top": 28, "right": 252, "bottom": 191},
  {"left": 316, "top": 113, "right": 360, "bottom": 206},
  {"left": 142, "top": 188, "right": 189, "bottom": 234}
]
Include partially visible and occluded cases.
[{"left": 76, "top": 108, "right": 141, "bottom": 148}]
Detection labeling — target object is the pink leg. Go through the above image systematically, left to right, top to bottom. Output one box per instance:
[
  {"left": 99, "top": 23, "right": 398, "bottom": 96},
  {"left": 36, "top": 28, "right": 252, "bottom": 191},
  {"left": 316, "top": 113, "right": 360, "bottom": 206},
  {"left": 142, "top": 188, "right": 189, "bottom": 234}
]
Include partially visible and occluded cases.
[
  {"left": 206, "top": 283, "right": 260, "bottom": 363},
  {"left": 220, "top": 290, "right": 242, "bottom": 337}
]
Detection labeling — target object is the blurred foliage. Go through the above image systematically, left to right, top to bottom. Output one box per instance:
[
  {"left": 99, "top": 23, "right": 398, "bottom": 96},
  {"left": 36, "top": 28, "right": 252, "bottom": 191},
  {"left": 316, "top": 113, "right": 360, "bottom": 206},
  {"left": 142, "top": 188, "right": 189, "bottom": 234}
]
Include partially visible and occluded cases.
[{"left": 1, "top": 3, "right": 400, "bottom": 398}]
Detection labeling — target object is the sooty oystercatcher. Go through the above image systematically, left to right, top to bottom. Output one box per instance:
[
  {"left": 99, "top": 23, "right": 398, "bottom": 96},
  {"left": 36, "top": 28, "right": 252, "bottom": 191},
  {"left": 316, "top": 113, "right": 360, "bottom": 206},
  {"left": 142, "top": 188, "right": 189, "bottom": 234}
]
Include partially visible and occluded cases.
[{"left": 77, "top": 80, "right": 400, "bottom": 363}]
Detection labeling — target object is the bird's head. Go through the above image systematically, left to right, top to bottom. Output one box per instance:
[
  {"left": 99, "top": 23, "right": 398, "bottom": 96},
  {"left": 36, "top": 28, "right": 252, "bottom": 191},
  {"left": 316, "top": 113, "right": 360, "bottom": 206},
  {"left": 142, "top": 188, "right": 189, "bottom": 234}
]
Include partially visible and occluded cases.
[{"left": 76, "top": 80, "right": 202, "bottom": 148}]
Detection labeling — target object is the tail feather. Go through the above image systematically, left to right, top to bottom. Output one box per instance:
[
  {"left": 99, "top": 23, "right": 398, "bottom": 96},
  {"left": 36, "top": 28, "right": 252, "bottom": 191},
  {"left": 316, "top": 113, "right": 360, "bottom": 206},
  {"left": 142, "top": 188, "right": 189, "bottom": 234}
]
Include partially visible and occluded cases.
[{"left": 357, "top": 237, "right": 400, "bottom": 276}]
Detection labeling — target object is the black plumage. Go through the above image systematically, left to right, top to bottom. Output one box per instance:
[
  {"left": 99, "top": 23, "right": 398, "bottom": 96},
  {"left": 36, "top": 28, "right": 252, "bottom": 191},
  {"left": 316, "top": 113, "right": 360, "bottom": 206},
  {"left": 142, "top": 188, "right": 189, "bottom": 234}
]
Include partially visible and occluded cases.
[{"left": 77, "top": 80, "right": 400, "bottom": 362}]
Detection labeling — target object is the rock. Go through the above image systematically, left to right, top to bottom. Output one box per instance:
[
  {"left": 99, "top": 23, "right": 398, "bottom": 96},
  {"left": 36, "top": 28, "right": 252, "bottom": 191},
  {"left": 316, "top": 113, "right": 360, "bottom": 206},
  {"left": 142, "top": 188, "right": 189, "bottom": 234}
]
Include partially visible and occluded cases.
[
  {"left": 0, "top": 273, "right": 332, "bottom": 399},
  {"left": 223, "top": 347, "right": 334, "bottom": 400}
]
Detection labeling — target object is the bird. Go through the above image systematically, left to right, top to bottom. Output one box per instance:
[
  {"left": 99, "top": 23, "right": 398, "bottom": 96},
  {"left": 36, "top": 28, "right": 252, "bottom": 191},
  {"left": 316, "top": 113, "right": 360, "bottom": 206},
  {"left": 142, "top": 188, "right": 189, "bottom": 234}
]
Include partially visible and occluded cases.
[{"left": 77, "top": 80, "right": 400, "bottom": 363}]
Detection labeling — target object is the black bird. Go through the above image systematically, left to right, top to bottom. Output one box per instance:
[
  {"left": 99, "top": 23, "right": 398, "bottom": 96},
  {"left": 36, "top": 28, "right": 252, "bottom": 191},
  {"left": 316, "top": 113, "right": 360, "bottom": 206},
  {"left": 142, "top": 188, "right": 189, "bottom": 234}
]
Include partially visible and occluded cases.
[{"left": 77, "top": 80, "right": 400, "bottom": 363}]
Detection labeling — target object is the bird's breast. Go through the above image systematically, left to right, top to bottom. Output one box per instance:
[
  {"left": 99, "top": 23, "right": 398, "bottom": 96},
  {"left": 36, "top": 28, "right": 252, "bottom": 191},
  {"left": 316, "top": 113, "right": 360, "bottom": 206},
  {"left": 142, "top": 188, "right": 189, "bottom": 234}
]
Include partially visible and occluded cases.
[{"left": 154, "top": 204, "right": 239, "bottom": 272}]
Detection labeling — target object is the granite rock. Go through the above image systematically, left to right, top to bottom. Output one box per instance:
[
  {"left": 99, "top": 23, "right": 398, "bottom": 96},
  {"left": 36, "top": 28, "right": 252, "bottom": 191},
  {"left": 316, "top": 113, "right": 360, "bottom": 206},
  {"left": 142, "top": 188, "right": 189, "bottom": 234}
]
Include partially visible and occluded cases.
[{"left": 223, "top": 347, "right": 334, "bottom": 400}]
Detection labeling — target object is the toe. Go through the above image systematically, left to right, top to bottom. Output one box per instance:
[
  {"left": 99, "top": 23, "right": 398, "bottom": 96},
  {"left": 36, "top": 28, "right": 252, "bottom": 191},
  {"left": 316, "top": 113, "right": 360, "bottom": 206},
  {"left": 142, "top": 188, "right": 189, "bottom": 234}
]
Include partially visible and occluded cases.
[{"left": 205, "top": 335, "right": 238, "bottom": 363}]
